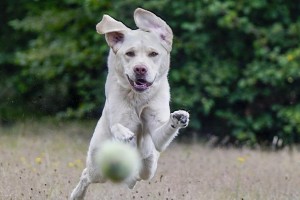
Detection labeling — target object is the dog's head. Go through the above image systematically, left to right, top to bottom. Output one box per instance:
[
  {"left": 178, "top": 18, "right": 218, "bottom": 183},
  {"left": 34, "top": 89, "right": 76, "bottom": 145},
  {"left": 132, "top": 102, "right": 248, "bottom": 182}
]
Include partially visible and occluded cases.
[{"left": 96, "top": 8, "right": 173, "bottom": 93}]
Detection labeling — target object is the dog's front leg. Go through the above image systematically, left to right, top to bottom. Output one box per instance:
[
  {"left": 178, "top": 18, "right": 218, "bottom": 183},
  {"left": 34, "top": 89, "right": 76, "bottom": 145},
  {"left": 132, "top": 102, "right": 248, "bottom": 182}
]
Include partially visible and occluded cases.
[
  {"left": 150, "top": 110, "right": 189, "bottom": 152},
  {"left": 110, "top": 123, "right": 140, "bottom": 188},
  {"left": 111, "top": 123, "right": 135, "bottom": 143}
]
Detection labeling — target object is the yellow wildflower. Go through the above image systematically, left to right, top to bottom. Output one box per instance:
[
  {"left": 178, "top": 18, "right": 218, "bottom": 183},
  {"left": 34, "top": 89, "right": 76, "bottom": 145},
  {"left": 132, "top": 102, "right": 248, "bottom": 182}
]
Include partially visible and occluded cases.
[
  {"left": 20, "top": 156, "right": 27, "bottom": 164},
  {"left": 237, "top": 156, "right": 246, "bottom": 163},
  {"left": 35, "top": 157, "right": 42, "bottom": 164},
  {"left": 75, "top": 159, "right": 83, "bottom": 168},
  {"left": 68, "top": 162, "right": 75, "bottom": 168}
]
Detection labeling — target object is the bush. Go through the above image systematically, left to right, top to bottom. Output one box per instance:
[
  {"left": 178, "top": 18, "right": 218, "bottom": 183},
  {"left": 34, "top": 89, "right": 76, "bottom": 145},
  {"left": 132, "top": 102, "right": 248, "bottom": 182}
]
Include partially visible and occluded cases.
[{"left": 1, "top": 0, "right": 300, "bottom": 146}]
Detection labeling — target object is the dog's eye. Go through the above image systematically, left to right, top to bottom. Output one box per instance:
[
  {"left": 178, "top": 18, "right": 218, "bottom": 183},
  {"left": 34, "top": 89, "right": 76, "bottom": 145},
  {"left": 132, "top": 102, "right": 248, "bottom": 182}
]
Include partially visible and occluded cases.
[
  {"left": 125, "top": 51, "right": 135, "bottom": 57},
  {"left": 148, "top": 52, "right": 158, "bottom": 57}
]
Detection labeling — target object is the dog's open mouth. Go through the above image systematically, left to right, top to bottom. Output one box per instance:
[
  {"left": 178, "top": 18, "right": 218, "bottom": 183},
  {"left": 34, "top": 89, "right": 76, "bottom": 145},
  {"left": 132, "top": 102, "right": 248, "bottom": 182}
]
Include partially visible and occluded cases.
[{"left": 127, "top": 75, "right": 153, "bottom": 92}]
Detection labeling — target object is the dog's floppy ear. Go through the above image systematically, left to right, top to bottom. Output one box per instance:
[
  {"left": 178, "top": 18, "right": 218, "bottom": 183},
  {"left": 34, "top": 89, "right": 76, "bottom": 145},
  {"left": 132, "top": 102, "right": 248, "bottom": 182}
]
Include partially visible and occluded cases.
[
  {"left": 134, "top": 8, "right": 173, "bottom": 52},
  {"left": 96, "top": 15, "right": 130, "bottom": 53}
]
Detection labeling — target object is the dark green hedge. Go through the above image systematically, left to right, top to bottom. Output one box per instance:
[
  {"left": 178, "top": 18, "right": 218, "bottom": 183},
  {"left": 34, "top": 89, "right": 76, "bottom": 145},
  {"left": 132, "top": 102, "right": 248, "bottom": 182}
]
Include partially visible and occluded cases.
[{"left": 1, "top": 0, "right": 300, "bottom": 146}]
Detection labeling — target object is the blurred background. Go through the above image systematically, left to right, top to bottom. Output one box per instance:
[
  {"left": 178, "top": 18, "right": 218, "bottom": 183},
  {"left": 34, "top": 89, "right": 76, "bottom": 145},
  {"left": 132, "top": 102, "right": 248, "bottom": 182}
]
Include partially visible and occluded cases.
[{"left": 1, "top": 0, "right": 300, "bottom": 147}]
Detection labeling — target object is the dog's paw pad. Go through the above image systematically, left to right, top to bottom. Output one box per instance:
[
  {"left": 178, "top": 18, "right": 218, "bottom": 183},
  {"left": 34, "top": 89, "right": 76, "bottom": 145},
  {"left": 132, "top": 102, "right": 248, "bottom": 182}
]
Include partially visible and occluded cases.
[
  {"left": 171, "top": 110, "right": 189, "bottom": 129},
  {"left": 126, "top": 135, "right": 135, "bottom": 142}
]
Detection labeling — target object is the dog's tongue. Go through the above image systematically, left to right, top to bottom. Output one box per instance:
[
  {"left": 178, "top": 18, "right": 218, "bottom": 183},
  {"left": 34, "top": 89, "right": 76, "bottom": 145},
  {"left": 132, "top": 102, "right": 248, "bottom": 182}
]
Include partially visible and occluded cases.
[
  {"left": 133, "top": 79, "right": 149, "bottom": 91},
  {"left": 135, "top": 79, "right": 147, "bottom": 86}
]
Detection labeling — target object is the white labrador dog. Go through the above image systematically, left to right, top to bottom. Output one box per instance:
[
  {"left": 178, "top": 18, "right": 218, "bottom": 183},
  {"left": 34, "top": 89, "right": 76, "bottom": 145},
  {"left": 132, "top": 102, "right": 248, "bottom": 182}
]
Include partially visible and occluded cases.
[{"left": 70, "top": 8, "right": 189, "bottom": 200}]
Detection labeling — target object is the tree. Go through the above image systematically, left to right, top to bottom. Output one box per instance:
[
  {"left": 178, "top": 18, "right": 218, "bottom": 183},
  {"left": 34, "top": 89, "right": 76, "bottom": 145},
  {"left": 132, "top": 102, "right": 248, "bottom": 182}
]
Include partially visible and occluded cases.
[{"left": 1, "top": 0, "right": 300, "bottom": 145}]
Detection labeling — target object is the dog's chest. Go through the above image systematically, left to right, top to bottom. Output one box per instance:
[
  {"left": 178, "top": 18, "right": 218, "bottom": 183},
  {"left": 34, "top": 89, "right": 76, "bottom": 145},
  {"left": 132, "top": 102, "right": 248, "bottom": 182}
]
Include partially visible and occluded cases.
[
  {"left": 108, "top": 90, "right": 152, "bottom": 136},
  {"left": 119, "top": 103, "right": 145, "bottom": 134},
  {"left": 124, "top": 112, "right": 141, "bottom": 134}
]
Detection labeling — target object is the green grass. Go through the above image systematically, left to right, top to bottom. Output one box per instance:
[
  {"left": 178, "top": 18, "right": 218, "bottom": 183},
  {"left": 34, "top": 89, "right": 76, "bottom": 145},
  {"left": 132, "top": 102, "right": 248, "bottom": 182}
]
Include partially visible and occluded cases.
[{"left": 0, "top": 120, "right": 300, "bottom": 200}]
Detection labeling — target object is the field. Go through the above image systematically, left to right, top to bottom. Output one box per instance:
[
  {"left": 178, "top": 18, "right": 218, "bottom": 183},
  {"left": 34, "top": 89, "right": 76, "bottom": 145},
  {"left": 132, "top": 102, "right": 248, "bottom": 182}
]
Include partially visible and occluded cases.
[{"left": 0, "top": 120, "right": 300, "bottom": 200}]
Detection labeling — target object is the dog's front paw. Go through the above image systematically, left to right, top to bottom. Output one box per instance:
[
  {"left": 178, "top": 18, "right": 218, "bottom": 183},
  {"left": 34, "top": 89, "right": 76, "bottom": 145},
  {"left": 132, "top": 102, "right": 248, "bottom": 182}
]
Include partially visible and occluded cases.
[
  {"left": 170, "top": 110, "right": 189, "bottom": 129},
  {"left": 111, "top": 124, "right": 135, "bottom": 142}
]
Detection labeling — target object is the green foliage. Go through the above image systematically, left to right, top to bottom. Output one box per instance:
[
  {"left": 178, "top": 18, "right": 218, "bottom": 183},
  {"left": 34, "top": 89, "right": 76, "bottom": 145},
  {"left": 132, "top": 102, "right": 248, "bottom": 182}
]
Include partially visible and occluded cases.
[{"left": 1, "top": 0, "right": 300, "bottom": 146}]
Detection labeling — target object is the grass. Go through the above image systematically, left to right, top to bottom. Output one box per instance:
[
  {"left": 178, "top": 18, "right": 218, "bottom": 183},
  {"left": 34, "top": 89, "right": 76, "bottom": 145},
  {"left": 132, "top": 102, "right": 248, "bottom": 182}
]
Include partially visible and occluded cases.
[{"left": 0, "top": 120, "right": 300, "bottom": 200}]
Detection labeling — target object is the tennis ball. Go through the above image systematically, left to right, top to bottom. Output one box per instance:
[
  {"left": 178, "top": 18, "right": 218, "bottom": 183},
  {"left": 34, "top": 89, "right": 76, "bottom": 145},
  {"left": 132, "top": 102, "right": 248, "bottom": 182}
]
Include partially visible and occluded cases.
[{"left": 96, "top": 140, "right": 141, "bottom": 183}]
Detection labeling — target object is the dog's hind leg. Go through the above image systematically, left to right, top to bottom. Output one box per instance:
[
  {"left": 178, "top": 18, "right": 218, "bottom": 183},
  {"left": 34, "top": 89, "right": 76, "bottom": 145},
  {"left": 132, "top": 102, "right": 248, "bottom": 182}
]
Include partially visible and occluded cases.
[
  {"left": 138, "top": 134, "right": 160, "bottom": 181},
  {"left": 70, "top": 147, "right": 106, "bottom": 200},
  {"left": 124, "top": 151, "right": 158, "bottom": 189},
  {"left": 139, "top": 152, "right": 159, "bottom": 180},
  {"left": 125, "top": 154, "right": 159, "bottom": 190},
  {"left": 70, "top": 166, "right": 106, "bottom": 200},
  {"left": 70, "top": 168, "right": 90, "bottom": 200},
  {"left": 125, "top": 173, "right": 141, "bottom": 189}
]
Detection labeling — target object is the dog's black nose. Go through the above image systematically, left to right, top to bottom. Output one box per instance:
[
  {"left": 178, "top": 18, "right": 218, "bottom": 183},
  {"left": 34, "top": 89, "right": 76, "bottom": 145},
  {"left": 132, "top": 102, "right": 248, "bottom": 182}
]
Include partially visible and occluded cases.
[{"left": 134, "top": 65, "right": 147, "bottom": 76}]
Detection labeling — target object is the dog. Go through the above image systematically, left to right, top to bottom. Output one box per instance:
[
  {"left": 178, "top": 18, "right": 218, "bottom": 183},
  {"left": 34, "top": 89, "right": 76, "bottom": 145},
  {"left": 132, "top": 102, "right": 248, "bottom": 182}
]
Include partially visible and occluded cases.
[{"left": 70, "top": 8, "right": 189, "bottom": 200}]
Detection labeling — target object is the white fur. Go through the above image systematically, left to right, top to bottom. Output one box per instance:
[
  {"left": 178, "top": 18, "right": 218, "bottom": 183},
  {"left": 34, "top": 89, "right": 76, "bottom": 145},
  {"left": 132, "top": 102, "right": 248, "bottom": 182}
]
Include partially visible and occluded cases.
[{"left": 70, "top": 8, "right": 189, "bottom": 200}]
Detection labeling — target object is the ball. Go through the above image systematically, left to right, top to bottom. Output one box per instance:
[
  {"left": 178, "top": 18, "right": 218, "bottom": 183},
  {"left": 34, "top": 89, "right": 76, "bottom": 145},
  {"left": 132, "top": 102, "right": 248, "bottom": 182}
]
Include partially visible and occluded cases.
[{"left": 96, "top": 140, "right": 141, "bottom": 183}]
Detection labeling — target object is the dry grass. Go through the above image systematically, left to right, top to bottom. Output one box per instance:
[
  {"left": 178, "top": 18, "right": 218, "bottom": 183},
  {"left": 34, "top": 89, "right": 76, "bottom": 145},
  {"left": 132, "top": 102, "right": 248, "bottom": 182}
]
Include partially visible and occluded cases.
[{"left": 0, "top": 120, "right": 300, "bottom": 200}]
